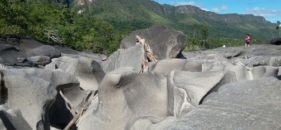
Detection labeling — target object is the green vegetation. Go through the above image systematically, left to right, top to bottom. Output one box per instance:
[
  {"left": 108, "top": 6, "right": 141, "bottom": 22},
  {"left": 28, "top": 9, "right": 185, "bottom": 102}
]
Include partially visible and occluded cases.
[
  {"left": 0, "top": 0, "right": 278, "bottom": 54},
  {"left": 0, "top": 0, "right": 124, "bottom": 54},
  {"left": 0, "top": 0, "right": 29, "bottom": 37},
  {"left": 185, "top": 24, "right": 264, "bottom": 51}
]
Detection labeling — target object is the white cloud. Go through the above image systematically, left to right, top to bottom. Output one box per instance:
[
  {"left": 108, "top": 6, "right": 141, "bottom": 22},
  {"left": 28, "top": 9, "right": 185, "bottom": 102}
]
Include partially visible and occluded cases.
[
  {"left": 173, "top": 1, "right": 209, "bottom": 11},
  {"left": 174, "top": 1, "right": 197, "bottom": 6},
  {"left": 212, "top": 5, "right": 228, "bottom": 13},
  {"left": 245, "top": 7, "right": 281, "bottom": 17},
  {"left": 202, "top": 8, "right": 210, "bottom": 11}
]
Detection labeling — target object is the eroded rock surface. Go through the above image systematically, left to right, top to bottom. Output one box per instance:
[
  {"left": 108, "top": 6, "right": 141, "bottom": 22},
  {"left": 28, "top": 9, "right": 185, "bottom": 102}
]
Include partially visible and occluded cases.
[
  {"left": 121, "top": 25, "right": 187, "bottom": 59},
  {"left": 1, "top": 28, "right": 281, "bottom": 130},
  {"left": 102, "top": 44, "right": 145, "bottom": 73},
  {"left": 45, "top": 54, "right": 103, "bottom": 90},
  {"left": 1, "top": 68, "right": 79, "bottom": 130},
  {"left": 77, "top": 68, "right": 169, "bottom": 130},
  {"left": 133, "top": 78, "right": 281, "bottom": 130},
  {"left": 0, "top": 105, "right": 32, "bottom": 130}
]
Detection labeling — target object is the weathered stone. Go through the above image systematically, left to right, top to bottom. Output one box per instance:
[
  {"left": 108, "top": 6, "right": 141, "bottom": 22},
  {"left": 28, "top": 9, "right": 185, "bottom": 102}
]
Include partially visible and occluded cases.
[
  {"left": 121, "top": 25, "right": 187, "bottom": 59},
  {"left": 19, "top": 39, "right": 43, "bottom": 52},
  {"left": 0, "top": 44, "right": 26, "bottom": 66},
  {"left": 102, "top": 44, "right": 145, "bottom": 73},
  {"left": 26, "top": 45, "right": 61, "bottom": 58},
  {"left": 212, "top": 47, "right": 243, "bottom": 58},
  {"left": 45, "top": 54, "right": 103, "bottom": 90},
  {"left": 27, "top": 56, "right": 51, "bottom": 66},
  {"left": 152, "top": 59, "right": 202, "bottom": 75},
  {"left": 2, "top": 68, "right": 79, "bottom": 130},
  {"left": 77, "top": 68, "right": 169, "bottom": 130},
  {"left": 168, "top": 71, "right": 224, "bottom": 116},
  {"left": 130, "top": 78, "right": 281, "bottom": 130},
  {"left": 0, "top": 105, "right": 32, "bottom": 130}
]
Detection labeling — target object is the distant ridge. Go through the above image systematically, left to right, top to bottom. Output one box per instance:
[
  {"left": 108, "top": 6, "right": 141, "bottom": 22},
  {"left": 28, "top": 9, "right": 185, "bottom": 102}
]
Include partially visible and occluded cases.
[{"left": 55, "top": 0, "right": 276, "bottom": 39}]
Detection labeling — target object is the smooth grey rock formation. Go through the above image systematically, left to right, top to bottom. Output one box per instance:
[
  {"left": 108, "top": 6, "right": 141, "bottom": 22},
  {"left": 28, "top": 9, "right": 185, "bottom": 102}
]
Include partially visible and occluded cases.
[
  {"left": 121, "top": 25, "right": 187, "bottom": 60},
  {"left": 1, "top": 32, "right": 281, "bottom": 130},
  {"left": 19, "top": 39, "right": 43, "bottom": 52},
  {"left": 0, "top": 44, "right": 26, "bottom": 66},
  {"left": 102, "top": 44, "right": 145, "bottom": 73},
  {"left": 184, "top": 44, "right": 281, "bottom": 61},
  {"left": 26, "top": 45, "right": 61, "bottom": 58},
  {"left": 249, "top": 45, "right": 281, "bottom": 56},
  {"left": 53, "top": 46, "right": 79, "bottom": 54},
  {"left": 209, "top": 47, "right": 243, "bottom": 58},
  {"left": 79, "top": 51, "right": 107, "bottom": 61},
  {"left": 45, "top": 54, "right": 103, "bottom": 90},
  {"left": 27, "top": 56, "right": 51, "bottom": 66},
  {"left": 242, "top": 56, "right": 281, "bottom": 67},
  {"left": 152, "top": 59, "right": 202, "bottom": 75},
  {"left": 220, "top": 62, "right": 279, "bottom": 83},
  {"left": 251, "top": 66, "right": 279, "bottom": 79},
  {"left": 1, "top": 68, "right": 79, "bottom": 130},
  {"left": 77, "top": 68, "right": 169, "bottom": 130},
  {"left": 168, "top": 71, "right": 224, "bottom": 116},
  {"left": 130, "top": 78, "right": 281, "bottom": 130},
  {"left": 0, "top": 105, "right": 32, "bottom": 130}
]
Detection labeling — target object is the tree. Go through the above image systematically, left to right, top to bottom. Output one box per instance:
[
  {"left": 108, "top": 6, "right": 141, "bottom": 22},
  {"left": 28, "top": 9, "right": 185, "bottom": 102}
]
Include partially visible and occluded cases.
[
  {"left": 0, "top": 0, "right": 30, "bottom": 37},
  {"left": 0, "top": 0, "right": 122, "bottom": 54},
  {"left": 276, "top": 21, "right": 280, "bottom": 30},
  {"left": 277, "top": 21, "right": 281, "bottom": 36},
  {"left": 189, "top": 24, "right": 209, "bottom": 49},
  {"left": 201, "top": 25, "right": 209, "bottom": 48}
]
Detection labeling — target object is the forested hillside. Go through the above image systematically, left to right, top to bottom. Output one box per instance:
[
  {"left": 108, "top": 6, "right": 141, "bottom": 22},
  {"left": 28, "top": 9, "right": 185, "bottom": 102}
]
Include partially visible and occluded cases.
[{"left": 0, "top": 0, "right": 279, "bottom": 54}]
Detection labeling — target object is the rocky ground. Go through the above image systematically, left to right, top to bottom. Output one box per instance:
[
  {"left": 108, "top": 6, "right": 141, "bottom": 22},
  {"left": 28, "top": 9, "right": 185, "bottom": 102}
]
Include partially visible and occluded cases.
[{"left": 0, "top": 25, "right": 281, "bottom": 130}]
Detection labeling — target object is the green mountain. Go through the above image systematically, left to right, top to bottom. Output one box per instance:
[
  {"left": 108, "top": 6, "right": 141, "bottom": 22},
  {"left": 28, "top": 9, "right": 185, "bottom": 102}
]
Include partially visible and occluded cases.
[{"left": 83, "top": 0, "right": 276, "bottom": 39}]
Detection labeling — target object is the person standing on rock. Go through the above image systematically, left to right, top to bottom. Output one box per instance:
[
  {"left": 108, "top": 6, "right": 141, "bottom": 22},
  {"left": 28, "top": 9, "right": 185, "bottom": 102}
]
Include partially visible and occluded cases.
[{"left": 245, "top": 34, "right": 251, "bottom": 47}]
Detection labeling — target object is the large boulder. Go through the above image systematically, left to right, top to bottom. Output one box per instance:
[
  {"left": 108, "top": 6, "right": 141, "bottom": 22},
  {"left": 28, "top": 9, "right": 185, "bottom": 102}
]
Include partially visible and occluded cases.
[
  {"left": 121, "top": 25, "right": 187, "bottom": 60},
  {"left": 0, "top": 39, "right": 62, "bottom": 66},
  {"left": 18, "top": 39, "right": 44, "bottom": 52},
  {"left": 0, "top": 44, "right": 27, "bottom": 66},
  {"left": 102, "top": 44, "right": 145, "bottom": 73},
  {"left": 26, "top": 45, "right": 61, "bottom": 58},
  {"left": 1, "top": 68, "right": 79, "bottom": 130}
]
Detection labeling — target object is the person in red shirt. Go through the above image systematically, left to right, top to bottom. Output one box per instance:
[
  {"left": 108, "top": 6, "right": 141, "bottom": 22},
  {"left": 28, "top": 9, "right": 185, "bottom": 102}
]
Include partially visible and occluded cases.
[{"left": 245, "top": 34, "right": 251, "bottom": 47}]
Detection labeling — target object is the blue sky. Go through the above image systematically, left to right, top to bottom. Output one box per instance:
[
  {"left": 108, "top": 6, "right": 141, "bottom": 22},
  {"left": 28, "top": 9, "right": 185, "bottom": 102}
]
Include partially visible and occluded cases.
[{"left": 154, "top": 0, "right": 281, "bottom": 23}]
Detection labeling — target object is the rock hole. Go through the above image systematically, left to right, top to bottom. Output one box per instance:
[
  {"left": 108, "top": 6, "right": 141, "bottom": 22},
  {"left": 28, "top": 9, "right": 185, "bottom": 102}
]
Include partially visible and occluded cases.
[{"left": 0, "top": 71, "right": 8, "bottom": 104}]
